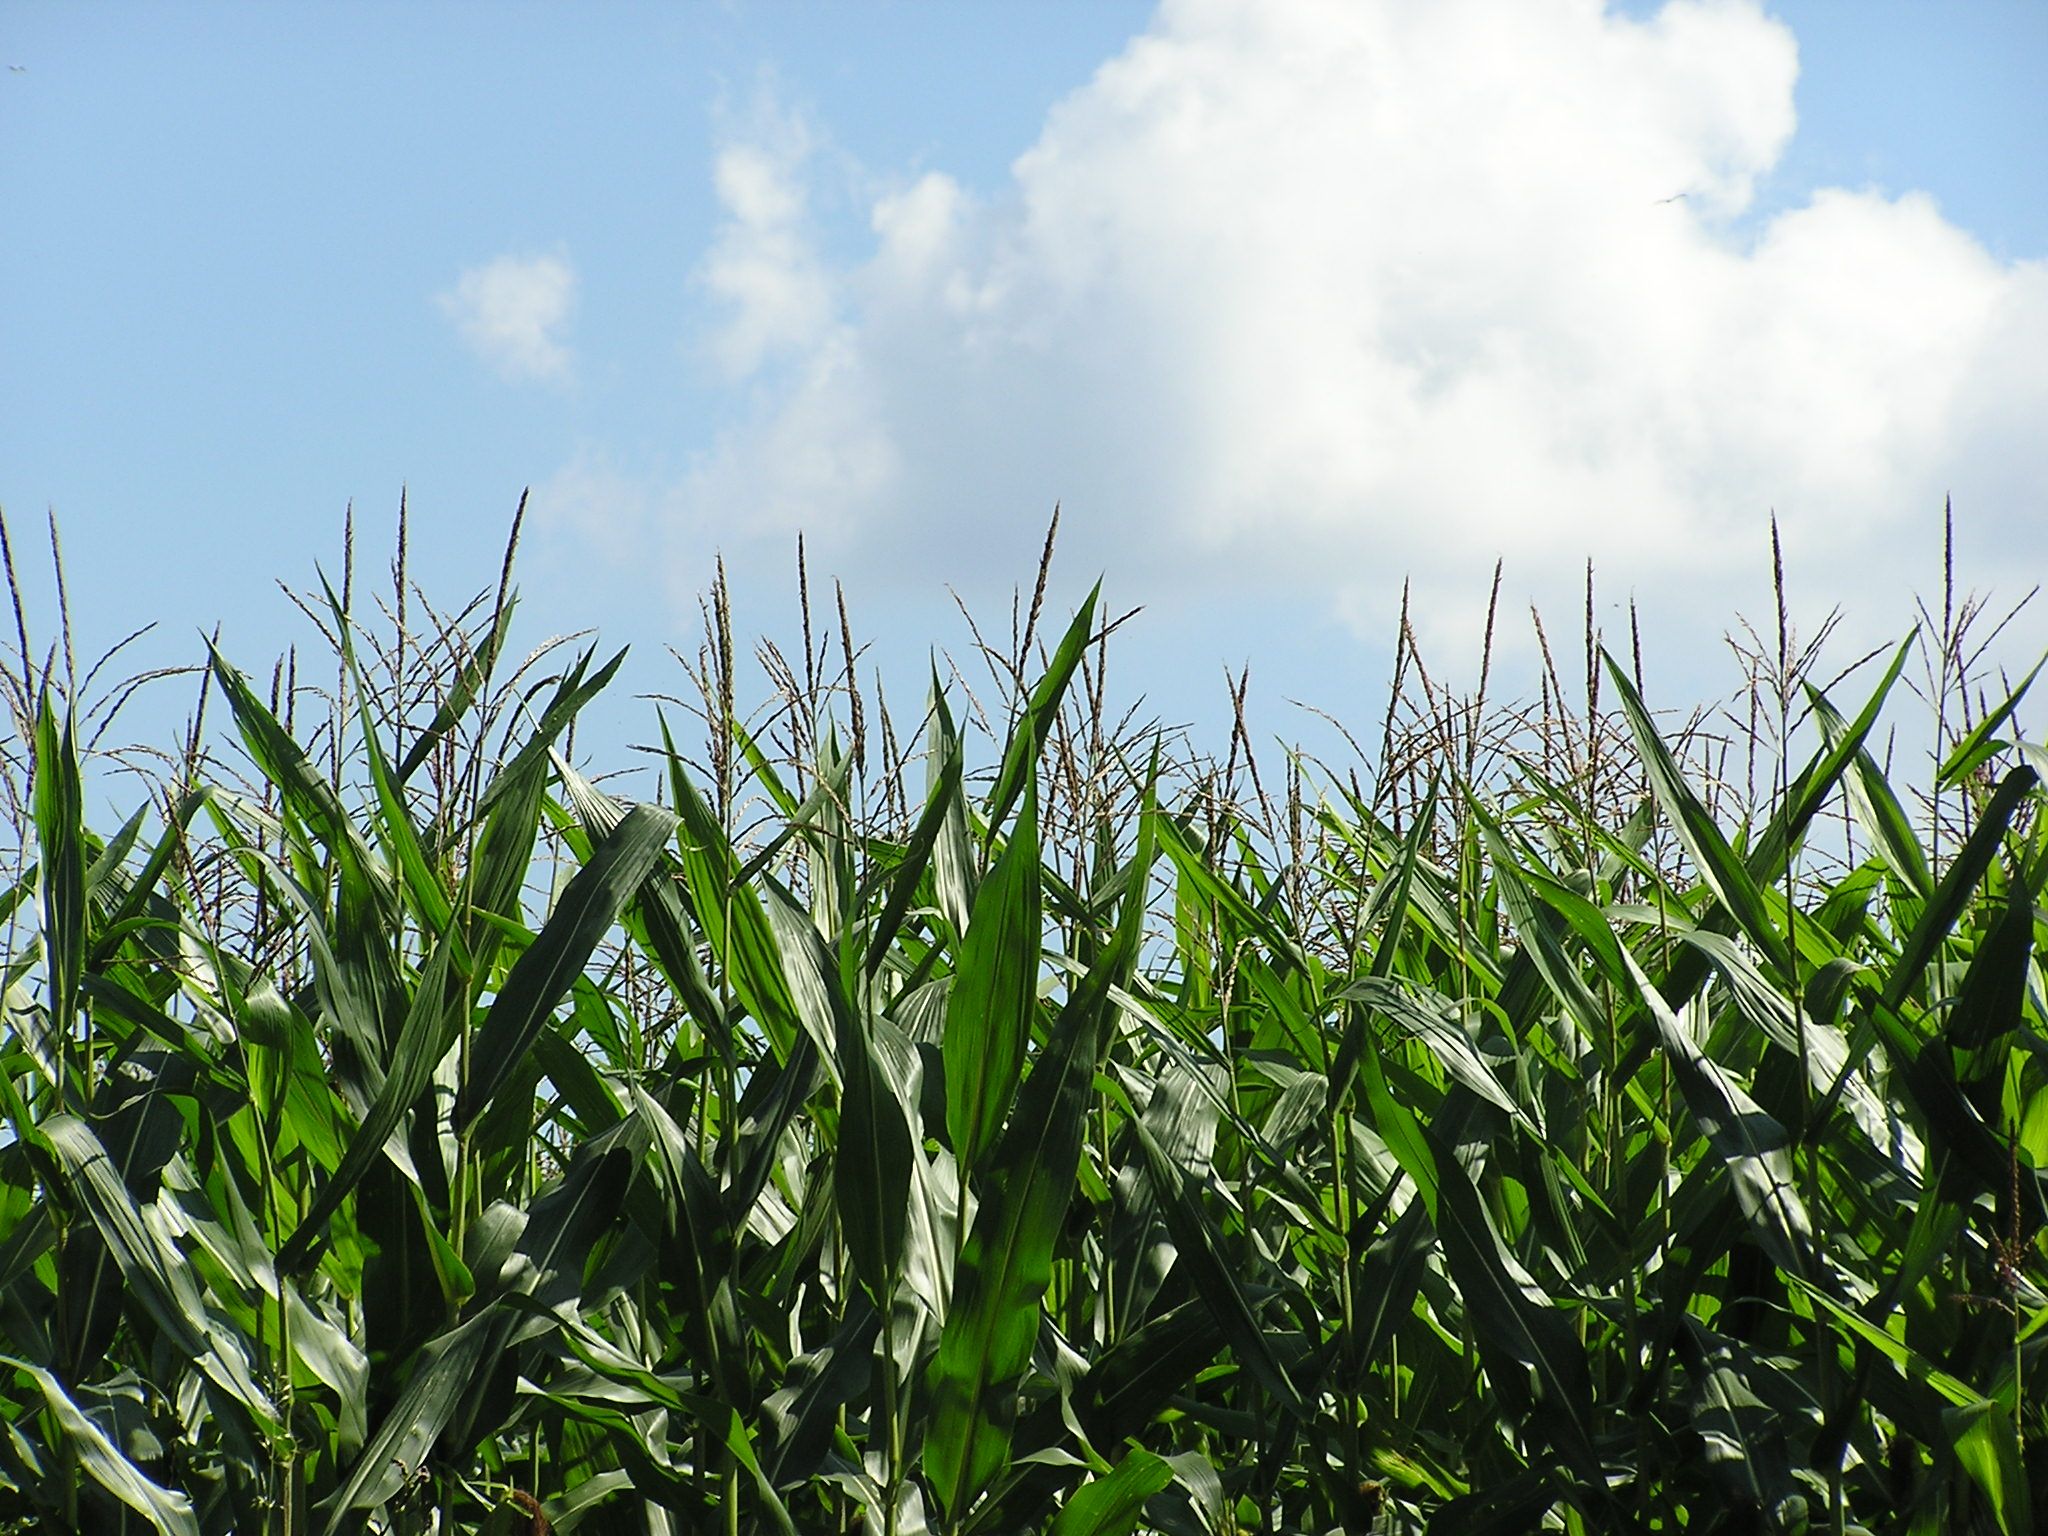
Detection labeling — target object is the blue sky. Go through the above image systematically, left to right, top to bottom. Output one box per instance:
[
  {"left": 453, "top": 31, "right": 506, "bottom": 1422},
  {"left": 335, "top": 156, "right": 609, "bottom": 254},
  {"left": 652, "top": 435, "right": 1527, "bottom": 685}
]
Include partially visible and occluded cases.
[{"left": 3, "top": 1, "right": 2045, "bottom": 784}]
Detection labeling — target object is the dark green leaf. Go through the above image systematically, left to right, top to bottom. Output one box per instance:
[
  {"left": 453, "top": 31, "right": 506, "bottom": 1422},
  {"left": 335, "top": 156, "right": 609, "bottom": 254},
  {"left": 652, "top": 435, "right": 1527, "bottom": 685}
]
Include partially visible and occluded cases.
[
  {"left": 984, "top": 584, "right": 1099, "bottom": 842},
  {"left": 1606, "top": 653, "right": 1786, "bottom": 973},
  {"left": 32, "top": 698, "right": 86, "bottom": 1067},
  {"left": 944, "top": 771, "right": 1043, "bottom": 1171},
  {"left": 456, "top": 803, "right": 676, "bottom": 1128},
  {"left": 279, "top": 934, "right": 463, "bottom": 1272},
  {"left": 1622, "top": 944, "right": 1815, "bottom": 1281},
  {"left": 1427, "top": 1124, "right": 1598, "bottom": 1482},
  {"left": 1050, "top": 1449, "right": 1174, "bottom": 1536}
]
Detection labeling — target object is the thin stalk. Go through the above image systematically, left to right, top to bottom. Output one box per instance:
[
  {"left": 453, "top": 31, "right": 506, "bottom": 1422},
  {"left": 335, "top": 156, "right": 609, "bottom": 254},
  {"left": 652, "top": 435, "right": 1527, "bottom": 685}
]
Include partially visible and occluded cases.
[{"left": 882, "top": 1288, "right": 903, "bottom": 1536}]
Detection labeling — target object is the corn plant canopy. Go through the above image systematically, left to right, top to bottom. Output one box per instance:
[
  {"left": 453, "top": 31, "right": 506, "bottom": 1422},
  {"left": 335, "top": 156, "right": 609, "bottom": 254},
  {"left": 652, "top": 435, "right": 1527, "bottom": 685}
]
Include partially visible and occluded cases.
[{"left": 0, "top": 508, "right": 2046, "bottom": 1535}]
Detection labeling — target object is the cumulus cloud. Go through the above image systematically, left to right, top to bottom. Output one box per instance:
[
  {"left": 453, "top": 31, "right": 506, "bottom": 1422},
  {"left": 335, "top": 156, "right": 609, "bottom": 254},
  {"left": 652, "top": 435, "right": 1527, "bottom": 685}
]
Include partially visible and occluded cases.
[
  {"left": 670, "top": 0, "right": 2048, "bottom": 666},
  {"left": 698, "top": 106, "right": 837, "bottom": 379},
  {"left": 439, "top": 253, "right": 578, "bottom": 383}
]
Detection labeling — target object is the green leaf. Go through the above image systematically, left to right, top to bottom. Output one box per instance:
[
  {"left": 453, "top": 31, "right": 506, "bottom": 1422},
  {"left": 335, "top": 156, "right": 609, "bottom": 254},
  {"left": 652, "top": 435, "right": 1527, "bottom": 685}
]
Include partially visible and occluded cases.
[
  {"left": 321, "top": 573, "right": 458, "bottom": 936},
  {"left": 985, "top": 583, "right": 1099, "bottom": 842},
  {"left": 394, "top": 595, "right": 517, "bottom": 784},
  {"left": 1747, "top": 633, "right": 1914, "bottom": 886},
  {"left": 205, "top": 644, "right": 377, "bottom": 879},
  {"left": 469, "top": 644, "right": 629, "bottom": 854},
  {"left": 208, "top": 647, "right": 409, "bottom": 1087},
  {"left": 1605, "top": 653, "right": 1787, "bottom": 974},
  {"left": 1938, "top": 654, "right": 2044, "bottom": 788},
  {"left": 459, "top": 658, "right": 623, "bottom": 988},
  {"left": 928, "top": 677, "right": 978, "bottom": 938},
  {"left": 1810, "top": 683, "right": 1933, "bottom": 898},
  {"left": 865, "top": 693, "right": 964, "bottom": 973},
  {"left": 31, "top": 697, "right": 86, "bottom": 1065},
  {"left": 730, "top": 719, "right": 856, "bottom": 892},
  {"left": 665, "top": 724, "right": 807, "bottom": 1061},
  {"left": 554, "top": 752, "right": 735, "bottom": 1068},
  {"left": 1882, "top": 766, "right": 2038, "bottom": 1012},
  {"left": 944, "top": 771, "right": 1043, "bottom": 1171},
  {"left": 925, "top": 775, "right": 1156, "bottom": 1521},
  {"left": 1330, "top": 786, "right": 1439, "bottom": 1112},
  {"left": 87, "top": 787, "right": 210, "bottom": 968},
  {"left": 456, "top": 803, "right": 676, "bottom": 1129},
  {"left": 1474, "top": 809, "right": 1624, "bottom": 1065},
  {"left": 1156, "top": 813, "right": 1304, "bottom": 977},
  {"left": 760, "top": 875, "right": 849, "bottom": 1081},
  {"left": 1946, "top": 875, "right": 2033, "bottom": 1089},
  {"left": 773, "top": 898, "right": 915, "bottom": 1301},
  {"left": 279, "top": 934, "right": 464, "bottom": 1272},
  {"left": 1621, "top": 942, "right": 1815, "bottom": 1282},
  {"left": 1338, "top": 976, "right": 1525, "bottom": 1125},
  {"left": 926, "top": 987, "right": 1101, "bottom": 1518},
  {"left": 1866, "top": 992, "right": 2016, "bottom": 1202},
  {"left": 1331, "top": 1000, "right": 1438, "bottom": 1222},
  {"left": 837, "top": 1023, "right": 913, "bottom": 1302},
  {"left": 1107, "top": 1057, "right": 1220, "bottom": 1336},
  {"left": 625, "top": 1083, "right": 743, "bottom": 1398},
  {"left": 43, "top": 1115, "right": 275, "bottom": 1427},
  {"left": 1132, "top": 1116, "right": 1307, "bottom": 1418},
  {"left": 1427, "top": 1123, "right": 1598, "bottom": 1482},
  {"left": 1793, "top": 1280, "right": 1983, "bottom": 1408},
  {"left": 321, "top": 1310, "right": 505, "bottom": 1528},
  {"left": 1676, "top": 1323, "right": 1807, "bottom": 1533},
  {"left": 6, "top": 1356, "right": 200, "bottom": 1536},
  {"left": 1948, "top": 1399, "right": 2032, "bottom": 1536},
  {"left": 716, "top": 1405, "right": 799, "bottom": 1536},
  {"left": 1050, "top": 1449, "right": 1174, "bottom": 1536}
]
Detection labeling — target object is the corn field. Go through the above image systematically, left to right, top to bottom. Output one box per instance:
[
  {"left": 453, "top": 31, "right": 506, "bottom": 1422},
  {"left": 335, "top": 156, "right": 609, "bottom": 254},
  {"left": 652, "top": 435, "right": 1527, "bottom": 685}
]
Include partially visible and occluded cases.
[{"left": 1, "top": 503, "right": 2045, "bottom": 1535}]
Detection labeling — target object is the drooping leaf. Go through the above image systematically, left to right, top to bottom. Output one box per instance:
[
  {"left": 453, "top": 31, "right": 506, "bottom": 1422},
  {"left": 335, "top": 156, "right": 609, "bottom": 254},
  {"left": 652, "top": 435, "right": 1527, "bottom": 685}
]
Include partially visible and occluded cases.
[
  {"left": 1606, "top": 653, "right": 1787, "bottom": 974},
  {"left": 1809, "top": 683, "right": 1933, "bottom": 898},
  {"left": 1621, "top": 943, "right": 1816, "bottom": 1282},
  {"left": 1339, "top": 976, "right": 1526, "bottom": 1125},
  {"left": 43, "top": 1115, "right": 275, "bottom": 1428},
  {"left": 1132, "top": 1116, "right": 1307, "bottom": 1418},
  {"left": 1427, "top": 1124, "right": 1598, "bottom": 1483},
  {"left": 321, "top": 1310, "right": 505, "bottom": 1528},
  {"left": 1676, "top": 1322, "right": 1808, "bottom": 1533},
  {"left": 8, "top": 1356, "right": 200, "bottom": 1536}
]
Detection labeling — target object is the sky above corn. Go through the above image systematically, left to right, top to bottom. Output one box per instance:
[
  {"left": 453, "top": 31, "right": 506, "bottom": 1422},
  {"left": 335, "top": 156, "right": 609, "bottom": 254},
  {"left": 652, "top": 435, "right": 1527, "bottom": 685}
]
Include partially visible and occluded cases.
[{"left": 3, "top": 0, "right": 2045, "bottom": 764}]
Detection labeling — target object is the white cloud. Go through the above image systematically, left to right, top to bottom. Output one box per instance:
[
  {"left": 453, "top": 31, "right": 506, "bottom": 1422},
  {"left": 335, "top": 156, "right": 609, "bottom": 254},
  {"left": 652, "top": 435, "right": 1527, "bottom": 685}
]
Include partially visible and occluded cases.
[
  {"left": 672, "top": 0, "right": 2048, "bottom": 670},
  {"left": 698, "top": 106, "right": 837, "bottom": 379},
  {"left": 439, "top": 252, "right": 578, "bottom": 383},
  {"left": 531, "top": 448, "right": 655, "bottom": 567}
]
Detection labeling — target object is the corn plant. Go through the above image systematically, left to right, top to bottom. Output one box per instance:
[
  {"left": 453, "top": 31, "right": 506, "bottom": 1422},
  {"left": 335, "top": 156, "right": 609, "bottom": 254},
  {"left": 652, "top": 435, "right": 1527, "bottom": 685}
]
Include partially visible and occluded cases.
[{"left": 1, "top": 502, "right": 2045, "bottom": 1535}]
